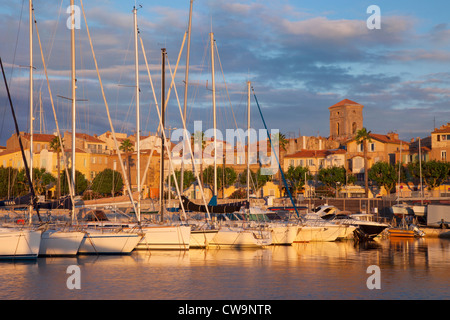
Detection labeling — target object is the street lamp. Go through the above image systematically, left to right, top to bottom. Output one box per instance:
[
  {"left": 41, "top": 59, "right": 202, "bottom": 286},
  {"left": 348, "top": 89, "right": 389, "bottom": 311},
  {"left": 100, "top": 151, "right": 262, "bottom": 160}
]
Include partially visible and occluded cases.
[{"left": 336, "top": 181, "right": 341, "bottom": 199}]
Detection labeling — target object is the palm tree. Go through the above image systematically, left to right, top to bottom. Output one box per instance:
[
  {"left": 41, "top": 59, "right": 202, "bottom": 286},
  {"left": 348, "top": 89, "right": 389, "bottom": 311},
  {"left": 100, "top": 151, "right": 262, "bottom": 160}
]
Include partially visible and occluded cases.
[
  {"left": 355, "top": 127, "right": 372, "bottom": 198},
  {"left": 49, "top": 136, "right": 63, "bottom": 199},
  {"left": 119, "top": 139, "right": 134, "bottom": 183}
]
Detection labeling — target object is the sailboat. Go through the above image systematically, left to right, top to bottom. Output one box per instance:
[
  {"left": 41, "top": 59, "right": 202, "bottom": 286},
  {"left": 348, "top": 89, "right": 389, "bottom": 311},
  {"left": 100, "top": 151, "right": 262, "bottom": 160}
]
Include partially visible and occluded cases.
[
  {"left": 24, "top": 0, "right": 85, "bottom": 256},
  {"left": 57, "top": 0, "right": 143, "bottom": 254},
  {"left": 124, "top": 6, "right": 191, "bottom": 251},
  {"left": 200, "top": 34, "right": 271, "bottom": 248},
  {"left": 0, "top": 55, "right": 42, "bottom": 258},
  {"left": 387, "top": 141, "right": 425, "bottom": 238}
]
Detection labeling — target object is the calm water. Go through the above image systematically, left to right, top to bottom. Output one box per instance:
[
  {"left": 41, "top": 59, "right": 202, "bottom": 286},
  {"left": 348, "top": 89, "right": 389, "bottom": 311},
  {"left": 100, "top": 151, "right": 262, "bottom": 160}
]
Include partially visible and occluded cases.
[{"left": 0, "top": 238, "right": 449, "bottom": 300}]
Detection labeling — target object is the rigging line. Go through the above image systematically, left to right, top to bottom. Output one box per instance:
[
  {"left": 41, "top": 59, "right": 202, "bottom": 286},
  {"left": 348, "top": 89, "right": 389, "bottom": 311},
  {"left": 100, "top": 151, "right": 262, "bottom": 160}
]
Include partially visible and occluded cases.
[
  {"left": 0, "top": 0, "right": 26, "bottom": 140},
  {"left": 36, "top": 0, "right": 64, "bottom": 94},
  {"left": 79, "top": 0, "right": 137, "bottom": 216},
  {"left": 33, "top": 11, "right": 75, "bottom": 204},
  {"left": 137, "top": 33, "right": 186, "bottom": 188},
  {"left": 166, "top": 55, "right": 211, "bottom": 220},
  {"left": 0, "top": 57, "right": 41, "bottom": 222},
  {"left": 251, "top": 87, "right": 300, "bottom": 220}
]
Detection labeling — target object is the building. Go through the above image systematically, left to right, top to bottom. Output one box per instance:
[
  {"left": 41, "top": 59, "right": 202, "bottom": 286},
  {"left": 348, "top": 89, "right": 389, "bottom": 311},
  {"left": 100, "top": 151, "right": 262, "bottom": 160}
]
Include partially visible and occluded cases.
[
  {"left": 329, "top": 99, "right": 364, "bottom": 142},
  {"left": 430, "top": 123, "right": 450, "bottom": 162},
  {"left": 345, "top": 132, "right": 409, "bottom": 180},
  {"left": 283, "top": 149, "right": 346, "bottom": 175}
]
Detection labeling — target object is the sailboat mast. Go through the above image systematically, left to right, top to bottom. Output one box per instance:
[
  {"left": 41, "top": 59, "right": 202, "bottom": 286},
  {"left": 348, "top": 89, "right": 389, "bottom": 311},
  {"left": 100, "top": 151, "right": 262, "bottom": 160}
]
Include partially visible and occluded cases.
[
  {"left": 29, "top": 0, "right": 34, "bottom": 221},
  {"left": 70, "top": 0, "right": 76, "bottom": 221},
  {"left": 181, "top": 0, "right": 193, "bottom": 192},
  {"left": 133, "top": 6, "right": 141, "bottom": 222},
  {"left": 210, "top": 32, "right": 217, "bottom": 197},
  {"left": 160, "top": 48, "right": 166, "bottom": 222},
  {"left": 247, "top": 81, "right": 251, "bottom": 204},
  {"left": 419, "top": 137, "right": 423, "bottom": 204}
]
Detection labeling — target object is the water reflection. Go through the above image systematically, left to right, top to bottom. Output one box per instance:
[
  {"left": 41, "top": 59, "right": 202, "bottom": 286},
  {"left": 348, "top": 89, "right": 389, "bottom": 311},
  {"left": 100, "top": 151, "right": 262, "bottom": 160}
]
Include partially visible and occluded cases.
[{"left": 0, "top": 238, "right": 448, "bottom": 299}]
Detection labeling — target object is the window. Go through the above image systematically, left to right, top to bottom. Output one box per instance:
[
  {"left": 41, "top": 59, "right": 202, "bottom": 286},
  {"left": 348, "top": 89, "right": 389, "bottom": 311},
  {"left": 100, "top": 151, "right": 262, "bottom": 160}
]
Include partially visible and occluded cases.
[
  {"left": 336, "top": 122, "right": 340, "bottom": 136},
  {"left": 352, "top": 122, "right": 357, "bottom": 134},
  {"left": 443, "top": 135, "right": 447, "bottom": 141},
  {"left": 358, "top": 143, "right": 364, "bottom": 152},
  {"left": 370, "top": 143, "right": 375, "bottom": 152},
  {"left": 442, "top": 151, "right": 447, "bottom": 161},
  {"left": 308, "top": 159, "right": 314, "bottom": 166}
]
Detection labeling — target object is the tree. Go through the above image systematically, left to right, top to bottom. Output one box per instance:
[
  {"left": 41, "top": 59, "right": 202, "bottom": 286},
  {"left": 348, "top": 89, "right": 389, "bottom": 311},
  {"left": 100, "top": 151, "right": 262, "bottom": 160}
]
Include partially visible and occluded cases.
[
  {"left": 355, "top": 127, "right": 372, "bottom": 197},
  {"left": 271, "top": 132, "right": 288, "bottom": 196},
  {"left": 49, "top": 136, "right": 63, "bottom": 198},
  {"left": 119, "top": 139, "right": 134, "bottom": 182},
  {"left": 408, "top": 160, "right": 450, "bottom": 190},
  {"left": 368, "top": 161, "right": 400, "bottom": 195},
  {"left": 203, "top": 165, "right": 237, "bottom": 193},
  {"left": 284, "top": 165, "right": 312, "bottom": 195},
  {"left": 317, "top": 166, "right": 355, "bottom": 195},
  {"left": 0, "top": 167, "right": 18, "bottom": 199},
  {"left": 31, "top": 168, "right": 56, "bottom": 196},
  {"left": 239, "top": 168, "right": 272, "bottom": 196},
  {"left": 91, "top": 169, "right": 124, "bottom": 196},
  {"left": 166, "top": 169, "right": 196, "bottom": 191},
  {"left": 60, "top": 170, "right": 88, "bottom": 196}
]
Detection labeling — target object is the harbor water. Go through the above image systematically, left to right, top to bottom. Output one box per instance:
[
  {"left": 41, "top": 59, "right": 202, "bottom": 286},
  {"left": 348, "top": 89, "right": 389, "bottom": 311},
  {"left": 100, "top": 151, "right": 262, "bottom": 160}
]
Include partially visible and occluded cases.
[{"left": 0, "top": 238, "right": 448, "bottom": 300}]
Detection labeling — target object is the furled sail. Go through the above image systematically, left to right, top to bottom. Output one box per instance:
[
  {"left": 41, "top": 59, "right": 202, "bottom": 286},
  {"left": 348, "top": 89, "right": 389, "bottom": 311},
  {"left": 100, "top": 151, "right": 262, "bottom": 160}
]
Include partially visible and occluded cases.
[{"left": 180, "top": 196, "right": 247, "bottom": 214}]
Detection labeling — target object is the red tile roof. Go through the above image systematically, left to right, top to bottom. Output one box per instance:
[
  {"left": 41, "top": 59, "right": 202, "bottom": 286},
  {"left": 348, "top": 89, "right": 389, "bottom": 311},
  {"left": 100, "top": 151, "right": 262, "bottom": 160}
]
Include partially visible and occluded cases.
[
  {"left": 329, "top": 99, "right": 362, "bottom": 108},
  {"left": 432, "top": 123, "right": 450, "bottom": 134},
  {"left": 285, "top": 149, "right": 345, "bottom": 158}
]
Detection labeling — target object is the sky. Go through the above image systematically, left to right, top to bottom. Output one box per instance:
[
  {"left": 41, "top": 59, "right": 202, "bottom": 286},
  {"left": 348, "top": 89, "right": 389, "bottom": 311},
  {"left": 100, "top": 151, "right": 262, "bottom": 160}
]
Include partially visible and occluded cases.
[{"left": 1, "top": 0, "right": 450, "bottom": 147}]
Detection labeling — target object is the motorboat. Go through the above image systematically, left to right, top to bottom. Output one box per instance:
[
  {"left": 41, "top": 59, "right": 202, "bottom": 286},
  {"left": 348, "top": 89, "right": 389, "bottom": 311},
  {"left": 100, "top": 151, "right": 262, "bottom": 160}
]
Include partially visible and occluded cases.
[
  {"left": 314, "top": 205, "right": 389, "bottom": 241},
  {"left": 295, "top": 213, "right": 348, "bottom": 242}
]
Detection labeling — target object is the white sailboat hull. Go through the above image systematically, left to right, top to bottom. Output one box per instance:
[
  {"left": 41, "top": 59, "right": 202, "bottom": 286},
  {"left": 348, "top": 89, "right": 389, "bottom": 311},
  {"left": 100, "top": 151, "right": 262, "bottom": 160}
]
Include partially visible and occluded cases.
[
  {"left": 270, "top": 224, "right": 299, "bottom": 245},
  {"left": 134, "top": 225, "right": 191, "bottom": 250},
  {"left": 294, "top": 225, "right": 343, "bottom": 242},
  {"left": 208, "top": 227, "right": 272, "bottom": 248},
  {"left": 0, "top": 228, "right": 41, "bottom": 259},
  {"left": 39, "top": 229, "right": 85, "bottom": 256},
  {"left": 78, "top": 229, "right": 142, "bottom": 254},
  {"left": 190, "top": 229, "right": 219, "bottom": 248}
]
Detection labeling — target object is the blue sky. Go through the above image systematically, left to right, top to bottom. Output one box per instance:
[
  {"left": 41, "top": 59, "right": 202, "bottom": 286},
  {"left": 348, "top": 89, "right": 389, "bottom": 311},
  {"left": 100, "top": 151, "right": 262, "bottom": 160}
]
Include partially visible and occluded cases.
[{"left": 1, "top": 0, "right": 450, "bottom": 146}]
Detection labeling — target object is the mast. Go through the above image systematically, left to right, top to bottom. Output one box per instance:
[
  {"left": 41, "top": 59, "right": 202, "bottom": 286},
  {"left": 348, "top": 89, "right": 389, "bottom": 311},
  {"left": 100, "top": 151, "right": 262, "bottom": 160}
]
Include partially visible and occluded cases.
[
  {"left": 29, "top": 0, "right": 34, "bottom": 221},
  {"left": 70, "top": 0, "right": 76, "bottom": 221},
  {"left": 181, "top": 0, "right": 193, "bottom": 192},
  {"left": 133, "top": 6, "right": 141, "bottom": 222},
  {"left": 210, "top": 32, "right": 217, "bottom": 197},
  {"left": 160, "top": 48, "right": 166, "bottom": 222},
  {"left": 247, "top": 81, "right": 251, "bottom": 204},
  {"left": 419, "top": 137, "right": 423, "bottom": 204}
]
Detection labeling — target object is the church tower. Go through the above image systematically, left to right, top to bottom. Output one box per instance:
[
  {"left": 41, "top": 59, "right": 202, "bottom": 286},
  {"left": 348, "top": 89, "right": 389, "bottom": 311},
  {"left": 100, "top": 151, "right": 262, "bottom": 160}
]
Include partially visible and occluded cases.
[{"left": 329, "top": 99, "right": 364, "bottom": 141}]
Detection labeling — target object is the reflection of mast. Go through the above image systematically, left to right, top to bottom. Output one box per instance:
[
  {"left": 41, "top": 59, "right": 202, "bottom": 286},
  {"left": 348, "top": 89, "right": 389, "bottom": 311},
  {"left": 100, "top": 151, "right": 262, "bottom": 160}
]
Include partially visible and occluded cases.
[{"left": 210, "top": 32, "right": 217, "bottom": 197}]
